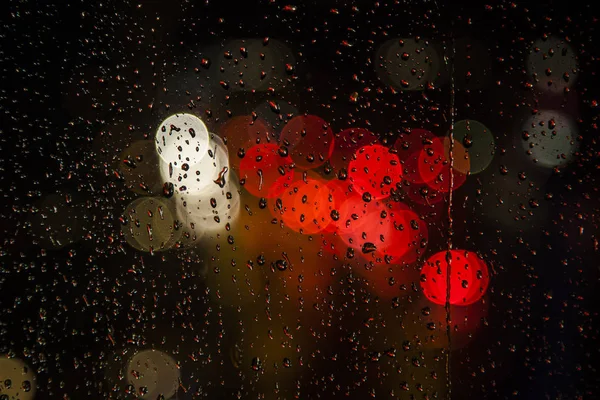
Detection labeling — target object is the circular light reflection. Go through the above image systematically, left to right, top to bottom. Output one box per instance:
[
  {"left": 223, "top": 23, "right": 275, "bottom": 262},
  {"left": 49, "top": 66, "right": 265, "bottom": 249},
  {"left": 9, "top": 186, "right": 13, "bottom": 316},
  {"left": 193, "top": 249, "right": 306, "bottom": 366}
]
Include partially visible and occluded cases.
[
  {"left": 527, "top": 37, "right": 578, "bottom": 94},
  {"left": 521, "top": 110, "right": 579, "bottom": 169},
  {"left": 155, "top": 113, "right": 210, "bottom": 171},
  {"left": 219, "top": 116, "right": 274, "bottom": 171},
  {"left": 452, "top": 120, "right": 495, "bottom": 174},
  {"left": 394, "top": 128, "right": 435, "bottom": 184},
  {"left": 157, "top": 131, "right": 229, "bottom": 195},
  {"left": 417, "top": 137, "right": 468, "bottom": 193},
  {"left": 239, "top": 143, "right": 295, "bottom": 198},
  {"left": 348, "top": 144, "right": 402, "bottom": 200},
  {"left": 176, "top": 171, "right": 242, "bottom": 236},
  {"left": 271, "top": 177, "right": 333, "bottom": 234},
  {"left": 334, "top": 194, "right": 391, "bottom": 253},
  {"left": 333, "top": 196, "right": 426, "bottom": 263},
  {"left": 121, "top": 197, "right": 182, "bottom": 252},
  {"left": 377, "top": 202, "right": 428, "bottom": 264},
  {"left": 420, "top": 249, "right": 490, "bottom": 306},
  {"left": 126, "top": 350, "right": 180, "bottom": 399},
  {"left": 0, "top": 357, "right": 36, "bottom": 399}
]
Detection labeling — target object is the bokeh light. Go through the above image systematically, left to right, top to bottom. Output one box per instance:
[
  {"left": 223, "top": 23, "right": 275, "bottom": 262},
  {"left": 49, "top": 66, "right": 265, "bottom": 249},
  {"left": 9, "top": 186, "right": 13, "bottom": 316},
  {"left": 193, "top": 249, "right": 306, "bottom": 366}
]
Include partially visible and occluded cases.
[
  {"left": 527, "top": 36, "right": 578, "bottom": 94},
  {"left": 520, "top": 109, "right": 580, "bottom": 169},
  {"left": 155, "top": 113, "right": 210, "bottom": 168},
  {"left": 452, "top": 119, "right": 495, "bottom": 174},
  {"left": 394, "top": 128, "right": 436, "bottom": 184},
  {"left": 417, "top": 137, "right": 468, "bottom": 193},
  {"left": 239, "top": 143, "right": 295, "bottom": 198},
  {"left": 348, "top": 144, "right": 402, "bottom": 200},
  {"left": 272, "top": 176, "right": 333, "bottom": 234},
  {"left": 120, "top": 197, "right": 182, "bottom": 252},
  {"left": 420, "top": 249, "right": 490, "bottom": 306},
  {"left": 126, "top": 350, "right": 180, "bottom": 400},
  {"left": 0, "top": 357, "right": 36, "bottom": 399}
]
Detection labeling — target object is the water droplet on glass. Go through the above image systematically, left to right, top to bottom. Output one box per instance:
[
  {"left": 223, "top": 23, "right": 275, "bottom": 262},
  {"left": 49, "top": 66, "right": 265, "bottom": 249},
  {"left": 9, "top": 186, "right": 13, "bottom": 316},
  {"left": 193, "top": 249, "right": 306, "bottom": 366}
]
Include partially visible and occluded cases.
[
  {"left": 162, "top": 182, "right": 174, "bottom": 198},
  {"left": 330, "top": 210, "right": 340, "bottom": 221},
  {"left": 362, "top": 242, "right": 377, "bottom": 254},
  {"left": 275, "top": 259, "right": 288, "bottom": 271},
  {"left": 251, "top": 357, "right": 262, "bottom": 371}
]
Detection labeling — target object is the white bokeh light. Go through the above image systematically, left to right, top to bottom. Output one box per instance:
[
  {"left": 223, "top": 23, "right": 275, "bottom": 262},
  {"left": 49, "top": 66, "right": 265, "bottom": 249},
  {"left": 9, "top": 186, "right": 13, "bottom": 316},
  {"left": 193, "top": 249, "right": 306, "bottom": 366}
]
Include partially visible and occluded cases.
[
  {"left": 527, "top": 37, "right": 578, "bottom": 94},
  {"left": 521, "top": 110, "right": 579, "bottom": 169},
  {"left": 155, "top": 113, "right": 210, "bottom": 172},
  {"left": 155, "top": 114, "right": 241, "bottom": 239},
  {"left": 157, "top": 116, "right": 227, "bottom": 194},
  {"left": 452, "top": 119, "right": 495, "bottom": 174},
  {"left": 174, "top": 136, "right": 241, "bottom": 235},
  {"left": 176, "top": 175, "right": 241, "bottom": 235},
  {"left": 126, "top": 349, "right": 180, "bottom": 400},
  {"left": 0, "top": 357, "right": 36, "bottom": 399}
]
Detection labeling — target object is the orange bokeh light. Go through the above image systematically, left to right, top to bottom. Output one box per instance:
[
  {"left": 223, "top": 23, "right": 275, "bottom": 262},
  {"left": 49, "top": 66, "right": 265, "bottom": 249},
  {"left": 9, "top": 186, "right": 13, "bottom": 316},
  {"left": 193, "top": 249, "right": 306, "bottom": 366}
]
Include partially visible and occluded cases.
[{"left": 270, "top": 176, "right": 333, "bottom": 234}]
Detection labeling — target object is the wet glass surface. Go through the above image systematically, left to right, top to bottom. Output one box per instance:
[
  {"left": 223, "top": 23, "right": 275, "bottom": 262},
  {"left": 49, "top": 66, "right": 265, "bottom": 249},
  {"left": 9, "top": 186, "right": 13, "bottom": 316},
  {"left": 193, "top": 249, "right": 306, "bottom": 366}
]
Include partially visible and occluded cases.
[{"left": 1, "top": 1, "right": 599, "bottom": 399}]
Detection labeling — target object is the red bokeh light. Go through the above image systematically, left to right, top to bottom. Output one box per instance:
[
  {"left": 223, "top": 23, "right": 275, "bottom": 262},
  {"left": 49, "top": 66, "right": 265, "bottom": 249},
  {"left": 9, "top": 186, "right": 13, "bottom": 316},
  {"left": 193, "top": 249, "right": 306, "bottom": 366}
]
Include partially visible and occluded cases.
[
  {"left": 279, "top": 115, "right": 335, "bottom": 169},
  {"left": 394, "top": 128, "right": 436, "bottom": 184},
  {"left": 417, "top": 136, "right": 446, "bottom": 184},
  {"left": 417, "top": 137, "right": 469, "bottom": 193},
  {"left": 239, "top": 143, "right": 295, "bottom": 198},
  {"left": 348, "top": 144, "right": 402, "bottom": 200},
  {"left": 322, "top": 178, "right": 351, "bottom": 233},
  {"left": 334, "top": 193, "right": 389, "bottom": 252},
  {"left": 332, "top": 195, "right": 427, "bottom": 265},
  {"left": 376, "top": 202, "right": 428, "bottom": 264},
  {"left": 420, "top": 249, "right": 490, "bottom": 306}
]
